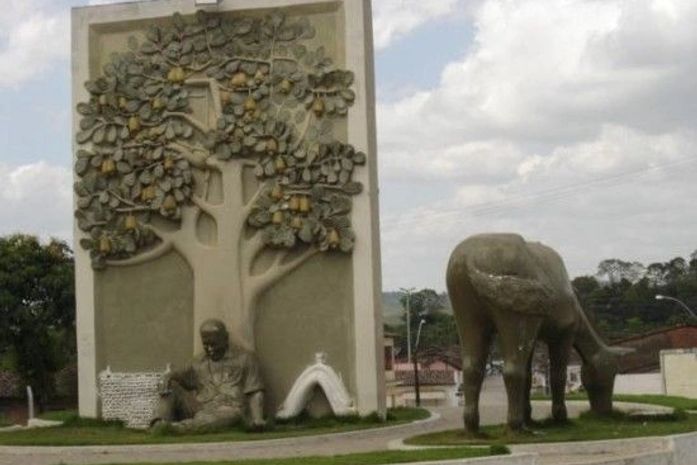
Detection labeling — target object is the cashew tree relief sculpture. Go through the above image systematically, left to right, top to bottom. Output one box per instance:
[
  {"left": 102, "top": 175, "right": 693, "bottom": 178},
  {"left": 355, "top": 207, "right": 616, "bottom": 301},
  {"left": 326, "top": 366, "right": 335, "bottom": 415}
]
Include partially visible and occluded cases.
[{"left": 74, "top": 11, "right": 364, "bottom": 350}]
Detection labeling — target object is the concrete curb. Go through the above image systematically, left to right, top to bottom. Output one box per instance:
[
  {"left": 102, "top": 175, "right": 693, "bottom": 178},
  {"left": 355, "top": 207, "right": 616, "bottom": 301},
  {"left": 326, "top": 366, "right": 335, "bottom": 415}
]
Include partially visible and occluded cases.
[
  {"left": 389, "top": 432, "right": 697, "bottom": 465},
  {"left": 387, "top": 454, "right": 537, "bottom": 465}
]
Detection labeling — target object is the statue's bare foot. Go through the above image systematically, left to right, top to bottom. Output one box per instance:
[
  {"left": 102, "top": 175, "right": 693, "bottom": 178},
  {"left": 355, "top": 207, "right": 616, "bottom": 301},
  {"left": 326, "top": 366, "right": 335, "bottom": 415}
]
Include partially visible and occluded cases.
[{"left": 149, "top": 420, "right": 174, "bottom": 435}]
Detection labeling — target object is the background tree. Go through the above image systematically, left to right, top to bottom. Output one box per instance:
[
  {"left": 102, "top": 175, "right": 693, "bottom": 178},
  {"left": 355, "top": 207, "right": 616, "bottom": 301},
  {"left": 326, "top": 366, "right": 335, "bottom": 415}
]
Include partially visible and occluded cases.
[
  {"left": 73, "top": 11, "right": 365, "bottom": 349},
  {"left": 0, "top": 235, "right": 75, "bottom": 410},
  {"left": 574, "top": 252, "right": 697, "bottom": 339},
  {"left": 596, "top": 259, "right": 645, "bottom": 284},
  {"left": 388, "top": 289, "right": 453, "bottom": 358}
]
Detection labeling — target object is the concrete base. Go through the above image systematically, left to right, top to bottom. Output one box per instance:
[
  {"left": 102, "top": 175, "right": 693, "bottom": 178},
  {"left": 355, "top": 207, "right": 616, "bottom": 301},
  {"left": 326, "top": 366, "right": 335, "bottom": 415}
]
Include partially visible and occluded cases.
[{"left": 511, "top": 431, "right": 697, "bottom": 465}]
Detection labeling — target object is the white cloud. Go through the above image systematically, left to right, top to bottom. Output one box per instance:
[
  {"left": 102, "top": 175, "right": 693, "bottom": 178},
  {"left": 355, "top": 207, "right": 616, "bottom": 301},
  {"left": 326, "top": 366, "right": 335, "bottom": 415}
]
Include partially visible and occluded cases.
[
  {"left": 372, "top": 0, "right": 473, "bottom": 50},
  {"left": 378, "top": 0, "right": 697, "bottom": 289},
  {"left": 379, "top": 0, "right": 697, "bottom": 154},
  {"left": 0, "top": 1, "right": 70, "bottom": 88},
  {"left": 0, "top": 162, "right": 73, "bottom": 241}
]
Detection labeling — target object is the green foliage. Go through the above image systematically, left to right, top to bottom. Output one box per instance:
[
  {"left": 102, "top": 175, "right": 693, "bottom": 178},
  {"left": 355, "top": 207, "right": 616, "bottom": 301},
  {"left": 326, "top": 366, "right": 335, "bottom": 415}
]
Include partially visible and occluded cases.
[
  {"left": 0, "top": 235, "right": 75, "bottom": 408},
  {"left": 573, "top": 251, "right": 697, "bottom": 339},
  {"left": 387, "top": 289, "right": 459, "bottom": 359},
  {"left": 534, "top": 393, "right": 697, "bottom": 411},
  {"left": 0, "top": 408, "right": 427, "bottom": 446},
  {"left": 406, "top": 411, "right": 697, "bottom": 446},
  {"left": 489, "top": 444, "right": 511, "bottom": 455},
  {"left": 84, "top": 448, "right": 495, "bottom": 465}
]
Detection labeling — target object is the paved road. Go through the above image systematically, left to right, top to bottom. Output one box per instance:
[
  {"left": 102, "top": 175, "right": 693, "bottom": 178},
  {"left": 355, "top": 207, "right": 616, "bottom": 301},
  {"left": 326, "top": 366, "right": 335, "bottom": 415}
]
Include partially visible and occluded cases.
[{"left": 0, "top": 376, "right": 670, "bottom": 465}]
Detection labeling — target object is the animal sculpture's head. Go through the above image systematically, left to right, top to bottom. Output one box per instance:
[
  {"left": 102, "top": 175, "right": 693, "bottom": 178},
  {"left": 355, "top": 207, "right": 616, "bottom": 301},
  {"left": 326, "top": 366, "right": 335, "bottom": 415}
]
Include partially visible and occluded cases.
[{"left": 581, "top": 347, "right": 633, "bottom": 415}]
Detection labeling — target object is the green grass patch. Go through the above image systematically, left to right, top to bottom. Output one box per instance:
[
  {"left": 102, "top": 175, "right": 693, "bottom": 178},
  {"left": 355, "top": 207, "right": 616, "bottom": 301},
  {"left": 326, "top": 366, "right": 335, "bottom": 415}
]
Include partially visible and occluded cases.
[
  {"left": 531, "top": 393, "right": 697, "bottom": 411},
  {"left": 0, "top": 407, "right": 429, "bottom": 446},
  {"left": 405, "top": 409, "right": 697, "bottom": 446},
  {"left": 98, "top": 446, "right": 505, "bottom": 465}
]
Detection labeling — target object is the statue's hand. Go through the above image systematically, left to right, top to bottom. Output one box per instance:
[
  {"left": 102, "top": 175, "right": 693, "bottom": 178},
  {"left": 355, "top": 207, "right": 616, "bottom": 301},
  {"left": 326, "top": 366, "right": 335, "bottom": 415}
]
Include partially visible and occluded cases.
[{"left": 158, "top": 375, "right": 173, "bottom": 395}]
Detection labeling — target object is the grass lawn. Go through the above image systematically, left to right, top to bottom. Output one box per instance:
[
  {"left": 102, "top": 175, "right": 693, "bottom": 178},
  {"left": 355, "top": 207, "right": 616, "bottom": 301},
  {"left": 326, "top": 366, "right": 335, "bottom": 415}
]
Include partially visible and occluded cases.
[
  {"left": 531, "top": 393, "right": 697, "bottom": 411},
  {"left": 0, "top": 407, "right": 429, "bottom": 446},
  {"left": 405, "top": 410, "right": 697, "bottom": 446},
  {"left": 0, "top": 414, "right": 11, "bottom": 428},
  {"left": 97, "top": 447, "right": 507, "bottom": 465}
]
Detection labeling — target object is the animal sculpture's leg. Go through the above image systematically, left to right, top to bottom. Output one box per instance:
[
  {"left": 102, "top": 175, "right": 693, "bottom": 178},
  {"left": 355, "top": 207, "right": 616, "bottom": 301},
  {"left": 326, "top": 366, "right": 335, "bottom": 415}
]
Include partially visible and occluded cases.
[
  {"left": 496, "top": 317, "right": 542, "bottom": 432},
  {"left": 460, "top": 321, "right": 494, "bottom": 434},
  {"left": 548, "top": 338, "right": 572, "bottom": 422},
  {"left": 523, "top": 349, "right": 534, "bottom": 426}
]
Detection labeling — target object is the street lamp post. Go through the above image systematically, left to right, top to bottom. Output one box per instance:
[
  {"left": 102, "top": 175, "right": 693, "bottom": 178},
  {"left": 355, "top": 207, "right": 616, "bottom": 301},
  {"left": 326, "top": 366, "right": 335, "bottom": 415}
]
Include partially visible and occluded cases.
[
  {"left": 399, "top": 287, "right": 415, "bottom": 363},
  {"left": 655, "top": 294, "right": 697, "bottom": 320},
  {"left": 413, "top": 318, "right": 426, "bottom": 407}
]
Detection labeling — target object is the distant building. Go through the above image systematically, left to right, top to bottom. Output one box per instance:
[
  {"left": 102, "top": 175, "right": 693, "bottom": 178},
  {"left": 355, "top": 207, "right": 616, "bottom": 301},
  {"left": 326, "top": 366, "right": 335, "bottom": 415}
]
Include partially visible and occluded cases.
[
  {"left": 614, "top": 324, "right": 697, "bottom": 373},
  {"left": 527, "top": 325, "right": 697, "bottom": 396},
  {"left": 383, "top": 333, "right": 462, "bottom": 407},
  {"left": 390, "top": 358, "right": 462, "bottom": 407}
]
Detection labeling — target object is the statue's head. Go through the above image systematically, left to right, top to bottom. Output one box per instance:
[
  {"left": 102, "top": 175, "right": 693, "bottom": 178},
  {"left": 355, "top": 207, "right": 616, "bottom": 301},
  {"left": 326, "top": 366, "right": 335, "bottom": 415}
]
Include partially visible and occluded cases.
[
  {"left": 200, "top": 319, "right": 229, "bottom": 361},
  {"left": 581, "top": 347, "right": 630, "bottom": 415}
]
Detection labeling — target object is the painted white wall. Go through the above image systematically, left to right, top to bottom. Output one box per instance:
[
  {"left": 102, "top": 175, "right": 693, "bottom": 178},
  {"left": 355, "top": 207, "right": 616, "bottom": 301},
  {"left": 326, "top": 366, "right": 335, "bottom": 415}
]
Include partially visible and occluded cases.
[
  {"left": 661, "top": 349, "right": 697, "bottom": 398},
  {"left": 614, "top": 373, "right": 664, "bottom": 395}
]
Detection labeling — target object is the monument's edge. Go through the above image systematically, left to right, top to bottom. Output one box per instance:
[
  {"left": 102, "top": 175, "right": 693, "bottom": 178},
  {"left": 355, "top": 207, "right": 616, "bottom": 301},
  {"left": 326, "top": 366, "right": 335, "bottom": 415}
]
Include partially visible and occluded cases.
[{"left": 70, "top": 0, "right": 342, "bottom": 23}]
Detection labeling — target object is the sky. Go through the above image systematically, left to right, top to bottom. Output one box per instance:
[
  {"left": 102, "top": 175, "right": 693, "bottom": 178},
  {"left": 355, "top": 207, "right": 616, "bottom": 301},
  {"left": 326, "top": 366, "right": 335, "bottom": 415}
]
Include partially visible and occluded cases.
[{"left": 1, "top": 0, "right": 697, "bottom": 291}]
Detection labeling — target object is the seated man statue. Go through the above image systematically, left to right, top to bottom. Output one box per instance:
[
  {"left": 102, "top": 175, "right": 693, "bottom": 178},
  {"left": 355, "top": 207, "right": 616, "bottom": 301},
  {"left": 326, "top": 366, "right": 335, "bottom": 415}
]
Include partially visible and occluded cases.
[{"left": 151, "top": 319, "right": 265, "bottom": 432}]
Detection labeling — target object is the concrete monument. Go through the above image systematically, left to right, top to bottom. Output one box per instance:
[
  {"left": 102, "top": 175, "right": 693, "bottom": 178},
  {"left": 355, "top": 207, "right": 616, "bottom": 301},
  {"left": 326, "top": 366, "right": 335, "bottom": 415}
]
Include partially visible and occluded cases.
[
  {"left": 72, "top": 0, "right": 383, "bottom": 421},
  {"left": 446, "top": 233, "right": 630, "bottom": 433}
]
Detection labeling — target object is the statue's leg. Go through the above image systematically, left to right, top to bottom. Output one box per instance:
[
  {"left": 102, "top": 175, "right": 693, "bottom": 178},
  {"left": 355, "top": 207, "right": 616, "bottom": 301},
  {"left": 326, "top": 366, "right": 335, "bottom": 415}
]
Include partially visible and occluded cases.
[
  {"left": 496, "top": 315, "right": 543, "bottom": 432},
  {"left": 460, "top": 318, "right": 494, "bottom": 435},
  {"left": 548, "top": 337, "right": 572, "bottom": 422},
  {"left": 523, "top": 348, "right": 534, "bottom": 426},
  {"left": 151, "top": 381, "right": 198, "bottom": 427},
  {"left": 171, "top": 382, "right": 200, "bottom": 420},
  {"left": 153, "top": 393, "right": 176, "bottom": 424},
  {"left": 173, "top": 406, "right": 242, "bottom": 433}
]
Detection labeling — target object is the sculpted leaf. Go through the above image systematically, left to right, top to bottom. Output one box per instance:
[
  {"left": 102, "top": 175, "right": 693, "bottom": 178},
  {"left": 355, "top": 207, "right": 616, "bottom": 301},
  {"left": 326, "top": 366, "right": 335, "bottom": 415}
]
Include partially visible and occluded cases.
[
  {"left": 74, "top": 9, "right": 363, "bottom": 266},
  {"left": 75, "top": 158, "right": 89, "bottom": 176},
  {"left": 342, "top": 182, "right": 362, "bottom": 195}
]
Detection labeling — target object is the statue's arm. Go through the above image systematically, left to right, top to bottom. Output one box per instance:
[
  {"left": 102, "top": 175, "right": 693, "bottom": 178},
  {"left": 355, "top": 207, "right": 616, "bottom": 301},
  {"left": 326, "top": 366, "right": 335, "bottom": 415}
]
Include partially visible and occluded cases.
[{"left": 164, "top": 364, "right": 197, "bottom": 391}]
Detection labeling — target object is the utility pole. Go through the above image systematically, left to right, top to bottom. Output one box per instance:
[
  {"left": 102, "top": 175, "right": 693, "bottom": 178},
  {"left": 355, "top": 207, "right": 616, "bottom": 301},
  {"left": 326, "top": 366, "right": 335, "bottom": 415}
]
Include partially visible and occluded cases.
[
  {"left": 399, "top": 287, "right": 415, "bottom": 364},
  {"left": 413, "top": 319, "right": 426, "bottom": 407}
]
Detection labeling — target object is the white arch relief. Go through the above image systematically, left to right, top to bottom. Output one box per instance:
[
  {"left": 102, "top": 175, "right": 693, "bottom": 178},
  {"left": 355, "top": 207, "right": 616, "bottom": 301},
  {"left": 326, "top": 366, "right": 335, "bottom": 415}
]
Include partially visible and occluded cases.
[{"left": 276, "top": 353, "right": 355, "bottom": 419}]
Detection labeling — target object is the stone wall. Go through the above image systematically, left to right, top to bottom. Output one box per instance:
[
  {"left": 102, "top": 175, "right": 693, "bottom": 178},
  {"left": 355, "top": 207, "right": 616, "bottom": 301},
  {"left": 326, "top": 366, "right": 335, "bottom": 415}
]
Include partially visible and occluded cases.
[{"left": 614, "top": 372, "right": 664, "bottom": 395}]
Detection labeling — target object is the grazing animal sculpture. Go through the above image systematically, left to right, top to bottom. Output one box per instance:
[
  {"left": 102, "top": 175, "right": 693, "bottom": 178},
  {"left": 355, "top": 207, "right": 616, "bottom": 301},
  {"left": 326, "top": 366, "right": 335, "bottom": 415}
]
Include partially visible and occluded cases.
[{"left": 446, "top": 233, "right": 629, "bottom": 433}]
